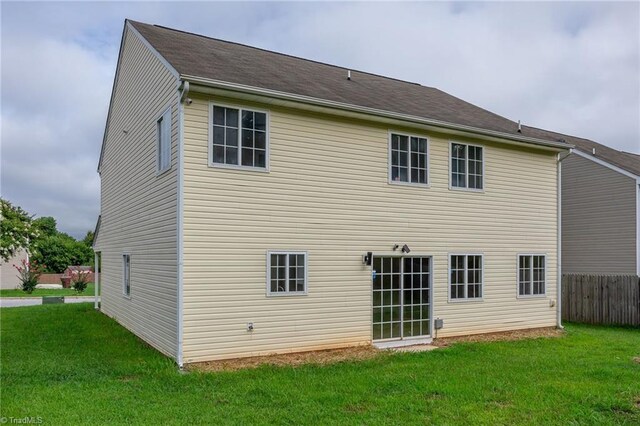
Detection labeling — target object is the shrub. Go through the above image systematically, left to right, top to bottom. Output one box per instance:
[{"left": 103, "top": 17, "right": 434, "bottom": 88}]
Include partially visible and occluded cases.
[
  {"left": 14, "top": 259, "right": 43, "bottom": 294},
  {"left": 71, "top": 270, "right": 90, "bottom": 294}
]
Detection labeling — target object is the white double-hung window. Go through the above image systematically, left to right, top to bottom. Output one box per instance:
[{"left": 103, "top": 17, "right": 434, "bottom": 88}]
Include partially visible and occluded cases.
[
  {"left": 210, "top": 104, "right": 268, "bottom": 169},
  {"left": 157, "top": 108, "right": 171, "bottom": 173},
  {"left": 390, "top": 133, "right": 428, "bottom": 185},
  {"left": 450, "top": 142, "right": 483, "bottom": 190},
  {"left": 267, "top": 252, "right": 307, "bottom": 296},
  {"left": 122, "top": 254, "right": 131, "bottom": 297},
  {"left": 449, "top": 254, "right": 483, "bottom": 300},
  {"left": 518, "top": 255, "right": 546, "bottom": 296}
]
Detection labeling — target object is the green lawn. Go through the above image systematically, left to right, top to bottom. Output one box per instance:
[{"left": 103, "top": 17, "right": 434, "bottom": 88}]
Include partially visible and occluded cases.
[
  {"left": 0, "top": 283, "right": 95, "bottom": 298},
  {"left": 1, "top": 304, "right": 638, "bottom": 425}
]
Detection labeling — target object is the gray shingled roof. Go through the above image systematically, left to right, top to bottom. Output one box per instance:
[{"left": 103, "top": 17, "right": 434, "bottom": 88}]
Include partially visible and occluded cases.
[
  {"left": 129, "top": 20, "right": 569, "bottom": 146},
  {"left": 129, "top": 20, "right": 638, "bottom": 169},
  {"left": 522, "top": 126, "right": 640, "bottom": 176}
]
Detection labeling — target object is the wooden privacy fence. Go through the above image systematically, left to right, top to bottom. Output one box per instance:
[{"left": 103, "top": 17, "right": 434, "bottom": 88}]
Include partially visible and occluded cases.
[{"left": 562, "top": 274, "right": 640, "bottom": 326}]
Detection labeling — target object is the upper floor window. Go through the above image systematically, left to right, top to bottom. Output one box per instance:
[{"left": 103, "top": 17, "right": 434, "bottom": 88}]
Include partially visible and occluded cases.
[
  {"left": 211, "top": 104, "right": 267, "bottom": 169},
  {"left": 157, "top": 108, "right": 171, "bottom": 173},
  {"left": 390, "top": 133, "right": 428, "bottom": 185},
  {"left": 451, "top": 143, "right": 483, "bottom": 190},
  {"left": 450, "top": 254, "right": 483, "bottom": 301},
  {"left": 518, "top": 255, "right": 546, "bottom": 297}
]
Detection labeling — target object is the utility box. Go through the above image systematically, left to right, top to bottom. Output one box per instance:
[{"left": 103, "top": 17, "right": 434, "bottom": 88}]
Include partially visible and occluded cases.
[
  {"left": 42, "top": 296, "right": 64, "bottom": 305},
  {"left": 434, "top": 318, "right": 444, "bottom": 330}
]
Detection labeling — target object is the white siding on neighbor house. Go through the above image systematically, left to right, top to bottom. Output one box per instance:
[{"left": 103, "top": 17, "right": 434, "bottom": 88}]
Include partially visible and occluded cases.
[
  {"left": 95, "top": 25, "right": 179, "bottom": 358},
  {"left": 181, "top": 94, "right": 558, "bottom": 363},
  {"left": 562, "top": 153, "right": 637, "bottom": 274},
  {"left": 0, "top": 250, "right": 28, "bottom": 290}
]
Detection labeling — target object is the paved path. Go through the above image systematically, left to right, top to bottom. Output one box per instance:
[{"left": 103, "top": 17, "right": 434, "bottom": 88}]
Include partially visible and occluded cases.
[{"left": 0, "top": 296, "right": 98, "bottom": 308}]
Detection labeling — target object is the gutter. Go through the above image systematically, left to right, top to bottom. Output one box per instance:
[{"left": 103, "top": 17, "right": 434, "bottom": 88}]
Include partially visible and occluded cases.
[
  {"left": 181, "top": 74, "right": 572, "bottom": 151},
  {"left": 556, "top": 149, "right": 573, "bottom": 329}
]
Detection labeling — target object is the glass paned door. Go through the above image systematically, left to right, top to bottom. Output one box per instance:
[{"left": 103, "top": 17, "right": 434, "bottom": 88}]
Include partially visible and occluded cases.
[{"left": 372, "top": 256, "right": 431, "bottom": 341}]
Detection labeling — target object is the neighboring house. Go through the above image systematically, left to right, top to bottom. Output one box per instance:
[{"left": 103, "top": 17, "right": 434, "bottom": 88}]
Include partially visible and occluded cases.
[
  {"left": 95, "top": 20, "right": 574, "bottom": 366},
  {"left": 552, "top": 134, "right": 638, "bottom": 275},
  {"left": 0, "top": 249, "right": 28, "bottom": 290},
  {"left": 61, "top": 266, "right": 95, "bottom": 287}
]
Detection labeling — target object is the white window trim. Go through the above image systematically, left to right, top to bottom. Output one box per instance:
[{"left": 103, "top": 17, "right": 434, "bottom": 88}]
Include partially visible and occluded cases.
[
  {"left": 208, "top": 101, "right": 270, "bottom": 173},
  {"left": 156, "top": 105, "right": 172, "bottom": 175},
  {"left": 387, "top": 130, "right": 431, "bottom": 188},
  {"left": 448, "top": 141, "right": 485, "bottom": 192},
  {"left": 266, "top": 251, "right": 308, "bottom": 297},
  {"left": 122, "top": 252, "right": 131, "bottom": 299},
  {"left": 447, "top": 253, "right": 484, "bottom": 303},
  {"left": 516, "top": 253, "right": 547, "bottom": 299}
]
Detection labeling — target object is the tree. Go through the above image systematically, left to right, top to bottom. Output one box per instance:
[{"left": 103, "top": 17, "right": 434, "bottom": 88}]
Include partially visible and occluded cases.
[
  {"left": 0, "top": 198, "right": 38, "bottom": 262},
  {"left": 33, "top": 216, "right": 57, "bottom": 238},
  {"left": 82, "top": 230, "right": 95, "bottom": 247},
  {"left": 32, "top": 232, "right": 94, "bottom": 273}
]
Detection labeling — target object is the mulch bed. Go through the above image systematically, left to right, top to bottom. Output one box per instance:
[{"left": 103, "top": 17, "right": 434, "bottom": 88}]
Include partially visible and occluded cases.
[
  {"left": 188, "top": 327, "right": 565, "bottom": 372},
  {"left": 432, "top": 327, "right": 564, "bottom": 347},
  {"left": 188, "top": 345, "right": 382, "bottom": 372}
]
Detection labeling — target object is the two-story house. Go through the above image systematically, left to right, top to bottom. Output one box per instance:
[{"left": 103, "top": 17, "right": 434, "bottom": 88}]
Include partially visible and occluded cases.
[
  {"left": 94, "top": 20, "right": 571, "bottom": 366},
  {"left": 559, "top": 137, "right": 639, "bottom": 276}
]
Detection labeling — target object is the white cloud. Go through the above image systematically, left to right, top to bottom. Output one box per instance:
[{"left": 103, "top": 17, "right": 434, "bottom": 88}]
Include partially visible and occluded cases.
[{"left": 1, "top": 1, "right": 638, "bottom": 237}]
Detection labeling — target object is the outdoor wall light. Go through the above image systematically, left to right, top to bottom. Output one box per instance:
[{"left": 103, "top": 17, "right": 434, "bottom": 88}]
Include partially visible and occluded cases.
[{"left": 401, "top": 244, "right": 411, "bottom": 254}]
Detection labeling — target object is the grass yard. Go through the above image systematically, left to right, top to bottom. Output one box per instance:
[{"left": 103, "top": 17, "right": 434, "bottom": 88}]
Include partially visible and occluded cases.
[
  {"left": 0, "top": 283, "right": 95, "bottom": 298},
  {"left": 1, "top": 304, "right": 639, "bottom": 425}
]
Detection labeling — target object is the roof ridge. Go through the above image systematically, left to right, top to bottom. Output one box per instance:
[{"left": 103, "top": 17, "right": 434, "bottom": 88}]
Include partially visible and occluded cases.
[
  {"left": 131, "top": 20, "right": 424, "bottom": 87},
  {"left": 520, "top": 124, "right": 595, "bottom": 143}
]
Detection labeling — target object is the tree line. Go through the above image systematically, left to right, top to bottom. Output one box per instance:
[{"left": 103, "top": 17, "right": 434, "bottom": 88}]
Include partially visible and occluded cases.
[{"left": 1, "top": 198, "right": 94, "bottom": 273}]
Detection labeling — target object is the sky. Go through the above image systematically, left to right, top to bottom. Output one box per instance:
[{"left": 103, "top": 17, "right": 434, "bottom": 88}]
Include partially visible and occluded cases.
[{"left": 1, "top": 1, "right": 639, "bottom": 238}]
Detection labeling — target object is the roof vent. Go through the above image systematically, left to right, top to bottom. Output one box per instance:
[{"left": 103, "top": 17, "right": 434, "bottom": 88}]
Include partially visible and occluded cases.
[
  {"left": 347, "top": 70, "right": 351, "bottom": 80},
  {"left": 517, "top": 120, "right": 522, "bottom": 133},
  {"left": 592, "top": 148, "right": 596, "bottom": 155}
]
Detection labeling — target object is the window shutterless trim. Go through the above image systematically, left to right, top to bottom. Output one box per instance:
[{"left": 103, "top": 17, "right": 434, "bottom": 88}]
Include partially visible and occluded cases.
[
  {"left": 208, "top": 101, "right": 270, "bottom": 172},
  {"left": 156, "top": 104, "right": 172, "bottom": 175},
  {"left": 387, "top": 130, "right": 430, "bottom": 187},
  {"left": 448, "top": 141, "right": 485, "bottom": 192},
  {"left": 266, "top": 251, "right": 308, "bottom": 297},
  {"left": 122, "top": 252, "right": 131, "bottom": 299},
  {"left": 447, "top": 253, "right": 484, "bottom": 302},
  {"left": 516, "top": 253, "right": 547, "bottom": 299}
]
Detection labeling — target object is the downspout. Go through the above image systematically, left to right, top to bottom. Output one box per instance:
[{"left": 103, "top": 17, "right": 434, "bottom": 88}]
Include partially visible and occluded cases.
[
  {"left": 177, "top": 80, "right": 188, "bottom": 368},
  {"left": 556, "top": 149, "right": 572, "bottom": 329},
  {"left": 636, "top": 178, "right": 640, "bottom": 277},
  {"left": 94, "top": 252, "right": 99, "bottom": 310}
]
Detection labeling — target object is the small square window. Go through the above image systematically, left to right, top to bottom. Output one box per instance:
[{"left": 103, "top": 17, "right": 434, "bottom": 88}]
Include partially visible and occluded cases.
[
  {"left": 211, "top": 104, "right": 267, "bottom": 169},
  {"left": 267, "top": 252, "right": 307, "bottom": 296}
]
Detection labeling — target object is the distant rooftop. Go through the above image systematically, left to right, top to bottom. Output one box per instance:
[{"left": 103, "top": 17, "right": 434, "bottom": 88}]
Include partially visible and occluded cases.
[{"left": 522, "top": 125, "right": 640, "bottom": 176}]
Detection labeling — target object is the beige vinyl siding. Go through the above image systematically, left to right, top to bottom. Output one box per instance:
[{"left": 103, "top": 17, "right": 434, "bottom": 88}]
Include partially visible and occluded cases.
[
  {"left": 96, "top": 26, "right": 179, "bottom": 358},
  {"left": 182, "top": 94, "right": 558, "bottom": 363},
  {"left": 562, "top": 153, "right": 637, "bottom": 274}
]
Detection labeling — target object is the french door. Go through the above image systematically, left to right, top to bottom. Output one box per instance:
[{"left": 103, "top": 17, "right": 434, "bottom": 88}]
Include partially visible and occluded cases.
[{"left": 372, "top": 256, "right": 432, "bottom": 341}]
